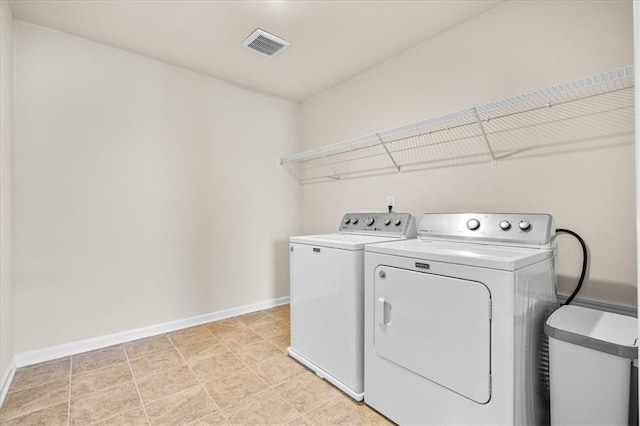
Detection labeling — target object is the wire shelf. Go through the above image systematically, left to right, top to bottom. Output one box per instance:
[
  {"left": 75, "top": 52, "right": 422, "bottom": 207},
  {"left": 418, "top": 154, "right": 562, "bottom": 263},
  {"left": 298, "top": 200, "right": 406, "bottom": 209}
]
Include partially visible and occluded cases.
[{"left": 280, "top": 65, "right": 635, "bottom": 184}]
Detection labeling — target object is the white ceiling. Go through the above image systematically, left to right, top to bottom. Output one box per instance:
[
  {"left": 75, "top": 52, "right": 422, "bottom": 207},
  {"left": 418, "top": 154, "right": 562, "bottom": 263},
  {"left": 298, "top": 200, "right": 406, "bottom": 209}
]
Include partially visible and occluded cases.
[{"left": 9, "top": 0, "right": 502, "bottom": 102}]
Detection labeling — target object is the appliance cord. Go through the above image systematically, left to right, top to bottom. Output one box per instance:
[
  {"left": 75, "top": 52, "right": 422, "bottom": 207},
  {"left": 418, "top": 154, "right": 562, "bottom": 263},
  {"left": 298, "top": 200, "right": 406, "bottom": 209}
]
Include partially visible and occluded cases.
[{"left": 555, "top": 228, "right": 587, "bottom": 306}]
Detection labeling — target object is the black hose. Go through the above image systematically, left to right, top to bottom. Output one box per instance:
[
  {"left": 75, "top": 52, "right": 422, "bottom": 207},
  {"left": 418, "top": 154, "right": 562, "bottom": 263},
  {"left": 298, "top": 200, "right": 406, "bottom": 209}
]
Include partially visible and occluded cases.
[{"left": 555, "top": 228, "right": 588, "bottom": 306}]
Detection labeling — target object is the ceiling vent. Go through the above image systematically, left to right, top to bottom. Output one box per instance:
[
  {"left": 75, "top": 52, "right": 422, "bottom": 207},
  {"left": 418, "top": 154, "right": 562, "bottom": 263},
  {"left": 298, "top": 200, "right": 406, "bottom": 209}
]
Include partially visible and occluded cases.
[{"left": 242, "top": 28, "right": 289, "bottom": 57}]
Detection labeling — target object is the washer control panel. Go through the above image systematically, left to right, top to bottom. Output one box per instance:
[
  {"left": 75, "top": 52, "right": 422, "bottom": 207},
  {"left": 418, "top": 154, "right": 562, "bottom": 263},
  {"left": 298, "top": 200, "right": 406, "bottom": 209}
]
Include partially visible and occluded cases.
[
  {"left": 340, "top": 213, "right": 416, "bottom": 237},
  {"left": 419, "top": 213, "right": 554, "bottom": 246}
]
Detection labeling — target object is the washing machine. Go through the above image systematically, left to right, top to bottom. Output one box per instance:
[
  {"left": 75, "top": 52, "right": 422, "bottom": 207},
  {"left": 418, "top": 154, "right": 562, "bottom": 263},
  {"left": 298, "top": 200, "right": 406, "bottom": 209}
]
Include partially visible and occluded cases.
[
  {"left": 289, "top": 212, "right": 416, "bottom": 401},
  {"left": 364, "top": 213, "right": 558, "bottom": 425}
]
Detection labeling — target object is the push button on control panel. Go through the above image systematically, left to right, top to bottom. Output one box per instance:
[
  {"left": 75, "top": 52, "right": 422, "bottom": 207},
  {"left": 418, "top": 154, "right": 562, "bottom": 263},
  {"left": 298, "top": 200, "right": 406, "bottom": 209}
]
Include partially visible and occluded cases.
[
  {"left": 467, "top": 218, "right": 480, "bottom": 231},
  {"left": 519, "top": 221, "right": 531, "bottom": 231}
]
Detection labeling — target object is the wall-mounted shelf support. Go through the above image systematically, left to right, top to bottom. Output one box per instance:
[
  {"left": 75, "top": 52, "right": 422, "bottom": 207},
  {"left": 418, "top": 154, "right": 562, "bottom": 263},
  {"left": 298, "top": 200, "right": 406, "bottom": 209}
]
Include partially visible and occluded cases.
[
  {"left": 280, "top": 65, "right": 634, "bottom": 184},
  {"left": 472, "top": 107, "right": 497, "bottom": 166},
  {"left": 376, "top": 133, "right": 401, "bottom": 173},
  {"left": 320, "top": 150, "right": 341, "bottom": 180},
  {"left": 279, "top": 158, "right": 301, "bottom": 184}
]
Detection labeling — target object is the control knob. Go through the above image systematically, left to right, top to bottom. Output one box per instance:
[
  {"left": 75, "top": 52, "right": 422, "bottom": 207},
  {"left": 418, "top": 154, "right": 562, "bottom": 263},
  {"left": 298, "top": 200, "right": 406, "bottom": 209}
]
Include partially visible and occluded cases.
[
  {"left": 365, "top": 216, "right": 375, "bottom": 226},
  {"left": 343, "top": 218, "right": 351, "bottom": 225},
  {"left": 352, "top": 218, "right": 359, "bottom": 225},
  {"left": 383, "top": 218, "right": 391, "bottom": 226},
  {"left": 467, "top": 218, "right": 480, "bottom": 231},
  {"left": 394, "top": 219, "right": 402, "bottom": 226},
  {"left": 499, "top": 220, "right": 511, "bottom": 231},
  {"left": 519, "top": 221, "right": 531, "bottom": 231}
]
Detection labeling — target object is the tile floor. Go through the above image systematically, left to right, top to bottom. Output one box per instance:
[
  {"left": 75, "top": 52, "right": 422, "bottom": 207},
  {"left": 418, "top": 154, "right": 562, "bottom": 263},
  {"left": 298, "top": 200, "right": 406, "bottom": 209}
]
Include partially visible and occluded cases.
[{"left": 0, "top": 305, "right": 392, "bottom": 425}]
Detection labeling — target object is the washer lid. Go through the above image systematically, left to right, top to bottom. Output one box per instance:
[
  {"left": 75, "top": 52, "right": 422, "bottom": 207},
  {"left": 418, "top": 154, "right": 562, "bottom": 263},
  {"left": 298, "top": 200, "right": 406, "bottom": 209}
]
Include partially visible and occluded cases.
[
  {"left": 290, "top": 233, "right": 405, "bottom": 251},
  {"left": 365, "top": 239, "right": 553, "bottom": 271}
]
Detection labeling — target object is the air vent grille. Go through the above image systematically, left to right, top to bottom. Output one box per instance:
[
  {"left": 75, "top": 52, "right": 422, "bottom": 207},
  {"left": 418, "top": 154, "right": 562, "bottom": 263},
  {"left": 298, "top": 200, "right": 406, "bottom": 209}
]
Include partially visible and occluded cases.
[
  {"left": 242, "top": 29, "right": 289, "bottom": 57},
  {"left": 249, "top": 34, "right": 285, "bottom": 56}
]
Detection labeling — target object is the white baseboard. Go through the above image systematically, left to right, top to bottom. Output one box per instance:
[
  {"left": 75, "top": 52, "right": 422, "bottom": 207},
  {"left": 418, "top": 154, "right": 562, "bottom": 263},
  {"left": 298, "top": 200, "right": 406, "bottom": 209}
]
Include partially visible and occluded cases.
[
  {"left": 14, "top": 296, "right": 290, "bottom": 368},
  {"left": 0, "top": 358, "right": 16, "bottom": 407}
]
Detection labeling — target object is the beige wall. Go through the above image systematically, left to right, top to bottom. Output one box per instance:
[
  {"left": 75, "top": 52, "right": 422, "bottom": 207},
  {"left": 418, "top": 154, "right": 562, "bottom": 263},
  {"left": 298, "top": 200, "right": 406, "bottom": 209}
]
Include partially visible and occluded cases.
[
  {"left": 0, "top": 0, "right": 14, "bottom": 381},
  {"left": 299, "top": 1, "right": 636, "bottom": 306},
  {"left": 13, "top": 22, "right": 300, "bottom": 353}
]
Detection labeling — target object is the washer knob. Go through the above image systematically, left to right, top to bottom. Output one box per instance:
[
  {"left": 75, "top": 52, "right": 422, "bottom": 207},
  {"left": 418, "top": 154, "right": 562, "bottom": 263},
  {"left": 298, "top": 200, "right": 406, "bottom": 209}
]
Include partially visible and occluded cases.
[
  {"left": 365, "top": 216, "right": 375, "bottom": 226},
  {"left": 343, "top": 218, "right": 351, "bottom": 225},
  {"left": 352, "top": 218, "right": 358, "bottom": 225},
  {"left": 383, "top": 218, "right": 391, "bottom": 226},
  {"left": 394, "top": 218, "right": 402, "bottom": 226},
  {"left": 467, "top": 219, "right": 480, "bottom": 231},
  {"left": 499, "top": 220, "right": 511, "bottom": 231},
  {"left": 519, "top": 221, "right": 531, "bottom": 231}
]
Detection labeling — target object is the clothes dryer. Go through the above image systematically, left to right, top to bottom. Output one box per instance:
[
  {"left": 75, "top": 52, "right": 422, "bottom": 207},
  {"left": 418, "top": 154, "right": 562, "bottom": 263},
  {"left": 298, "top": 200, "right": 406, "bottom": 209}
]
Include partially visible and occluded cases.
[
  {"left": 289, "top": 212, "right": 416, "bottom": 400},
  {"left": 364, "top": 213, "right": 557, "bottom": 425}
]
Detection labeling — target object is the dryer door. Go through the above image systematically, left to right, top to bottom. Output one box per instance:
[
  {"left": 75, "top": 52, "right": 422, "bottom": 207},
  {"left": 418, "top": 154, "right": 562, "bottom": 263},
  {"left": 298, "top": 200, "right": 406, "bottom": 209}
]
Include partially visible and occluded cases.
[{"left": 374, "top": 265, "right": 492, "bottom": 404}]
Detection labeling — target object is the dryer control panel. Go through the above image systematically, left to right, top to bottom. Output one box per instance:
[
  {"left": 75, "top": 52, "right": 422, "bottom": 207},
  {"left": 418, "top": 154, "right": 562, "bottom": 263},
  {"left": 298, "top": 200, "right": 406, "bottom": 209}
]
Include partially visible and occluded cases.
[
  {"left": 340, "top": 213, "right": 416, "bottom": 238},
  {"left": 418, "top": 213, "right": 555, "bottom": 247}
]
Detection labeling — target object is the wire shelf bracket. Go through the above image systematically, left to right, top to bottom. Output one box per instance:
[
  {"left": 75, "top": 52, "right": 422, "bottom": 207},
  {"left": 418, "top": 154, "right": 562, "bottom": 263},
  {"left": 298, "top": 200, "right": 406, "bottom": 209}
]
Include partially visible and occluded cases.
[
  {"left": 472, "top": 107, "right": 497, "bottom": 166},
  {"left": 376, "top": 133, "right": 401, "bottom": 173},
  {"left": 320, "top": 150, "right": 341, "bottom": 180}
]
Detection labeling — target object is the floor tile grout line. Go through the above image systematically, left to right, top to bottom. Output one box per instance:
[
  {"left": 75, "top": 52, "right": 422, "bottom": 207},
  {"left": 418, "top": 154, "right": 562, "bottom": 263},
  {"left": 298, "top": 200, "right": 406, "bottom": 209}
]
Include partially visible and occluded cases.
[
  {"left": 263, "top": 309, "right": 290, "bottom": 324},
  {"left": 259, "top": 310, "right": 291, "bottom": 344},
  {"left": 191, "top": 314, "right": 295, "bottom": 422},
  {"left": 215, "top": 317, "right": 288, "bottom": 384},
  {"left": 198, "top": 327, "right": 272, "bottom": 415},
  {"left": 219, "top": 329, "right": 275, "bottom": 390},
  {"left": 223, "top": 332, "right": 284, "bottom": 370},
  {"left": 168, "top": 333, "right": 233, "bottom": 425},
  {"left": 123, "top": 338, "right": 177, "bottom": 362},
  {"left": 123, "top": 343, "right": 153, "bottom": 426},
  {"left": 128, "top": 346, "right": 183, "bottom": 370},
  {"left": 239, "top": 348, "right": 306, "bottom": 422},
  {"left": 245, "top": 353, "right": 301, "bottom": 390},
  {"left": 67, "top": 356, "right": 73, "bottom": 426},
  {"left": 6, "top": 360, "right": 75, "bottom": 396},
  {"left": 129, "top": 364, "right": 199, "bottom": 406},
  {"left": 62, "top": 367, "right": 138, "bottom": 405},
  {"left": 267, "top": 368, "right": 348, "bottom": 422},
  {"left": 0, "top": 370, "right": 73, "bottom": 422},
  {"left": 6, "top": 376, "right": 70, "bottom": 396},
  {"left": 217, "top": 382, "right": 302, "bottom": 424},
  {"left": 261, "top": 384, "right": 301, "bottom": 424},
  {"left": 291, "top": 389, "right": 387, "bottom": 425},
  {"left": 294, "top": 389, "right": 344, "bottom": 421},
  {"left": 86, "top": 406, "right": 145, "bottom": 426}
]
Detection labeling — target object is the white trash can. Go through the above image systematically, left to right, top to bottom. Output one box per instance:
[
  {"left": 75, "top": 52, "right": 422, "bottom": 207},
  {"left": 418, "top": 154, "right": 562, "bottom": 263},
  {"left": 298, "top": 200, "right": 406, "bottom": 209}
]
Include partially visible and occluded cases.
[{"left": 545, "top": 306, "right": 637, "bottom": 426}]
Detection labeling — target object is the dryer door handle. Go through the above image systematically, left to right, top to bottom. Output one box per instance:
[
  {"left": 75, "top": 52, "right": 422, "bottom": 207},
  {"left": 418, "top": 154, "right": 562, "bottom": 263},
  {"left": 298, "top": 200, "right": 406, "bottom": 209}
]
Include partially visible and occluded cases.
[{"left": 376, "top": 297, "right": 390, "bottom": 326}]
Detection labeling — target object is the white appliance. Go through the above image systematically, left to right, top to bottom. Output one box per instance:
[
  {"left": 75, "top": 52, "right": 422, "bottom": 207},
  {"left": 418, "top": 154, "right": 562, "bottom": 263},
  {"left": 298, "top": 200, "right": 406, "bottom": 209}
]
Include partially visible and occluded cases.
[
  {"left": 289, "top": 212, "right": 416, "bottom": 401},
  {"left": 364, "top": 213, "right": 558, "bottom": 425},
  {"left": 545, "top": 306, "right": 638, "bottom": 426}
]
